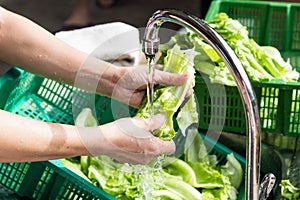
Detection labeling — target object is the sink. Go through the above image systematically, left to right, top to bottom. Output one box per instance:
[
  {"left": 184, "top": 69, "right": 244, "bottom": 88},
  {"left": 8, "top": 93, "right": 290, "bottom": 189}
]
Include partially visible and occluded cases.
[{"left": 216, "top": 131, "right": 285, "bottom": 199}]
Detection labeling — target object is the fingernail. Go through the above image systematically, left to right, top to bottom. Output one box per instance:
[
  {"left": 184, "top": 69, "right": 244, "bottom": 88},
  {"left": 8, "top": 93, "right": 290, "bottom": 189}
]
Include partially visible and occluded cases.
[
  {"left": 183, "top": 73, "right": 189, "bottom": 80},
  {"left": 186, "top": 89, "right": 191, "bottom": 97}
]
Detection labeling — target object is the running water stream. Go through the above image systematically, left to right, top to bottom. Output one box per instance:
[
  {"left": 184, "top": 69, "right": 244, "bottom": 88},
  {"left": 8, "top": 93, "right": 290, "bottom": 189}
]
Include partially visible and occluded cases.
[
  {"left": 129, "top": 57, "right": 167, "bottom": 200},
  {"left": 147, "top": 57, "right": 155, "bottom": 123}
]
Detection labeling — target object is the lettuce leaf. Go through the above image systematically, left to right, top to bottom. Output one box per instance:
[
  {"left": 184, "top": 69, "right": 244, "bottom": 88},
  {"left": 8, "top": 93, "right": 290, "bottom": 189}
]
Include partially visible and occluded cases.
[
  {"left": 162, "top": 13, "right": 299, "bottom": 86},
  {"left": 206, "top": 13, "right": 299, "bottom": 84},
  {"left": 136, "top": 44, "right": 196, "bottom": 140},
  {"left": 176, "top": 92, "right": 198, "bottom": 137},
  {"left": 62, "top": 108, "right": 243, "bottom": 200},
  {"left": 220, "top": 153, "right": 243, "bottom": 189},
  {"left": 61, "top": 159, "right": 91, "bottom": 182},
  {"left": 164, "top": 177, "right": 203, "bottom": 200},
  {"left": 280, "top": 179, "right": 300, "bottom": 200}
]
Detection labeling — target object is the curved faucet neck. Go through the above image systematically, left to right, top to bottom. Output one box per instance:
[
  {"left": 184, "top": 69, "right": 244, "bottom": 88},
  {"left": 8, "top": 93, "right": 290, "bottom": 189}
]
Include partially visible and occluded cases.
[{"left": 142, "top": 8, "right": 262, "bottom": 200}]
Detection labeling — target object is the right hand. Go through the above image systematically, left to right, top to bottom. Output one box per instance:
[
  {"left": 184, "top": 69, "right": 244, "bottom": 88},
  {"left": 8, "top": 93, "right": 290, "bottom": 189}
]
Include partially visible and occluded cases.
[
  {"left": 111, "top": 64, "right": 189, "bottom": 108},
  {"left": 78, "top": 114, "right": 175, "bottom": 164}
]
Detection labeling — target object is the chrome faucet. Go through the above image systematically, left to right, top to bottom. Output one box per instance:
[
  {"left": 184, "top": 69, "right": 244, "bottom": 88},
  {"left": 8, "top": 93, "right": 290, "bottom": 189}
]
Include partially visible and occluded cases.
[{"left": 142, "top": 9, "right": 275, "bottom": 200}]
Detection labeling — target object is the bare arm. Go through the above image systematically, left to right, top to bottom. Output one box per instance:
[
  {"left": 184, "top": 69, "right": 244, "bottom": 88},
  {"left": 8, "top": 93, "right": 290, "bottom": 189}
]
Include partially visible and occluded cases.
[
  {"left": 0, "top": 7, "right": 186, "bottom": 163},
  {"left": 0, "top": 7, "right": 121, "bottom": 97},
  {"left": 0, "top": 7, "right": 188, "bottom": 106},
  {"left": 0, "top": 7, "right": 84, "bottom": 81},
  {"left": 0, "top": 109, "right": 174, "bottom": 164},
  {"left": 0, "top": 110, "right": 87, "bottom": 162}
]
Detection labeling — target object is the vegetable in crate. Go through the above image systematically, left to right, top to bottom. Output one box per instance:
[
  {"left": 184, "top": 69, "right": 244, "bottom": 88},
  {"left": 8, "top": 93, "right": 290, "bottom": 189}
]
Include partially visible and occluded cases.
[
  {"left": 160, "top": 13, "right": 299, "bottom": 86},
  {"left": 207, "top": 13, "right": 299, "bottom": 83},
  {"left": 62, "top": 108, "right": 243, "bottom": 200},
  {"left": 280, "top": 179, "right": 300, "bottom": 200}
]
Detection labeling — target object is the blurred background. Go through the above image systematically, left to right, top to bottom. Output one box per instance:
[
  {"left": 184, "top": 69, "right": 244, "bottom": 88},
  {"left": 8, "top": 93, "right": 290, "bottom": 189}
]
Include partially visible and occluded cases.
[
  {"left": 0, "top": 0, "right": 205, "bottom": 33},
  {"left": 0, "top": 0, "right": 209, "bottom": 75}
]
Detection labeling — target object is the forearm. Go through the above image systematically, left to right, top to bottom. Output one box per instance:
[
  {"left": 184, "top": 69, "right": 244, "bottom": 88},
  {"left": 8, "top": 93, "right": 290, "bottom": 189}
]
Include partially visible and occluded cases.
[
  {"left": 0, "top": 7, "right": 122, "bottom": 96},
  {"left": 0, "top": 7, "right": 79, "bottom": 82},
  {"left": 0, "top": 109, "right": 175, "bottom": 164},
  {"left": 0, "top": 110, "right": 89, "bottom": 162}
]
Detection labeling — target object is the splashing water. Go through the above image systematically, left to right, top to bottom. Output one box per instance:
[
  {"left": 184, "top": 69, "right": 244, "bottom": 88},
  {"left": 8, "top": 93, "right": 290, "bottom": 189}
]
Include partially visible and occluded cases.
[{"left": 131, "top": 155, "right": 166, "bottom": 200}]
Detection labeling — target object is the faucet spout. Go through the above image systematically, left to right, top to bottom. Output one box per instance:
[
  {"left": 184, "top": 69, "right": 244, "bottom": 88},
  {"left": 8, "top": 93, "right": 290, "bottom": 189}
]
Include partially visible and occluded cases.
[{"left": 142, "top": 9, "right": 262, "bottom": 200}]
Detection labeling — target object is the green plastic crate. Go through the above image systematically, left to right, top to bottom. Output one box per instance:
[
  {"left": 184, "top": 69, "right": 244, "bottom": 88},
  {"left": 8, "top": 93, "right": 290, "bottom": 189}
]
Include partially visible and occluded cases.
[
  {"left": 196, "top": 0, "right": 300, "bottom": 136},
  {"left": 205, "top": 0, "right": 300, "bottom": 55},
  {"left": 0, "top": 67, "right": 23, "bottom": 109},
  {"left": 1, "top": 71, "right": 246, "bottom": 199},
  {"left": 4, "top": 71, "right": 136, "bottom": 125},
  {"left": 0, "top": 137, "right": 246, "bottom": 200},
  {"left": 0, "top": 160, "right": 112, "bottom": 199}
]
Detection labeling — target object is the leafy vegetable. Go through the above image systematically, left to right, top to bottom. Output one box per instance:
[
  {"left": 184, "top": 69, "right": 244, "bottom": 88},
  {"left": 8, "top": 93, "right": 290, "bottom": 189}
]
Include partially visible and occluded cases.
[
  {"left": 160, "top": 13, "right": 299, "bottom": 86},
  {"left": 207, "top": 13, "right": 299, "bottom": 83},
  {"left": 136, "top": 44, "right": 197, "bottom": 140},
  {"left": 176, "top": 92, "right": 198, "bottom": 137},
  {"left": 74, "top": 107, "right": 97, "bottom": 175},
  {"left": 75, "top": 107, "right": 98, "bottom": 127},
  {"left": 61, "top": 108, "right": 243, "bottom": 200},
  {"left": 163, "top": 128, "right": 241, "bottom": 200},
  {"left": 184, "top": 128, "right": 210, "bottom": 164},
  {"left": 184, "top": 129, "right": 240, "bottom": 200},
  {"left": 86, "top": 153, "right": 206, "bottom": 200},
  {"left": 220, "top": 153, "right": 243, "bottom": 190},
  {"left": 61, "top": 159, "right": 91, "bottom": 182},
  {"left": 163, "top": 176, "right": 203, "bottom": 200},
  {"left": 280, "top": 179, "right": 300, "bottom": 200}
]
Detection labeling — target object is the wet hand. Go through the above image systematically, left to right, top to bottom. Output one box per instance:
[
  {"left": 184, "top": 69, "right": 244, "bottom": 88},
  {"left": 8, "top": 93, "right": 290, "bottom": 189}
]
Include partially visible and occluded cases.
[
  {"left": 112, "top": 64, "right": 189, "bottom": 108},
  {"left": 79, "top": 114, "right": 175, "bottom": 164}
]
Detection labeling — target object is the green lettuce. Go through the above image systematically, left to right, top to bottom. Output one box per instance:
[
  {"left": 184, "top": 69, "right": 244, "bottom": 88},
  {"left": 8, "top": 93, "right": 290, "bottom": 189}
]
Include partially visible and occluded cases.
[
  {"left": 161, "top": 13, "right": 299, "bottom": 86},
  {"left": 207, "top": 13, "right": 299, "bottom": 83},
  {"left": 136, "top": 44, "right": 196, "bottom": 140},
  {"left": 176, "top": 92, "right": 198, "bottom": 137},
  {"left": 61, "top": 108, "right": 243, "bottom": 200},
  {"left": 164, "top": 129, "right": 240, "bottom": 200},
  {"left": 185, "top": 131, "right": 239, "bottom": 200},
  {"left": 220, "top": 153, "right": 243, "bottom": 190},
  {"left": 87, "top": 155, "right": 204, "bottom": 200},
  {"left": 61, "top": 158, "right": 91, "bottom": 182},
  {"left": 280, "top": 179, "right": 300, "bottom": 200}
]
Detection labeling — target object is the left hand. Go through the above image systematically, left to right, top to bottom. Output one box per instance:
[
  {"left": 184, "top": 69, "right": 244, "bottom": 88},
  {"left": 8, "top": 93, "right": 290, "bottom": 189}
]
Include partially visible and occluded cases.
[{"left": 78, "top": 114, "right": 176, "bottom": 164}]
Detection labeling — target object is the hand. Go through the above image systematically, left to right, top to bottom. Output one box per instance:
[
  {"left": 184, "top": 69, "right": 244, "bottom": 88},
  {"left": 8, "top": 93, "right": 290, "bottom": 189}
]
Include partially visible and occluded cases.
[
  {"left": 112, "top": 64, "right": 189, "bottom": 107},
  {"left": 78, "top": 114, "right": 175, "bottom": 164}
]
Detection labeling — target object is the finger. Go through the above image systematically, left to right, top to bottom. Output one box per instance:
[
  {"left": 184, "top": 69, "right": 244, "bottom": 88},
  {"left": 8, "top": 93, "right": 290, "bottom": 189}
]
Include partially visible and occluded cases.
[
  {"left": 152, "top": 64, "right": 163, "bottom": 71},
  {"left": 154, "top": 70, "right": 189, "bottom": 86},
  {"left": 191, "top": 77, "right": 195, "bottom": 87},
  {"left": 186, "top": 89, "right": 191, "bottom": 98},
  {"left": 129, "top": 90, "right": 146, "bottom": 108},
  {"left": 135, "top": 113, "right": 166, "bottom": 132},
  {"left": 147, "top": 113, "right": 166, "bottom": 131},
  {"left": 145, "top": 136, "right": 176, "bottom": 155},
  {"left": 161, "top": 140, "right": 176, "bottom": 155}
]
